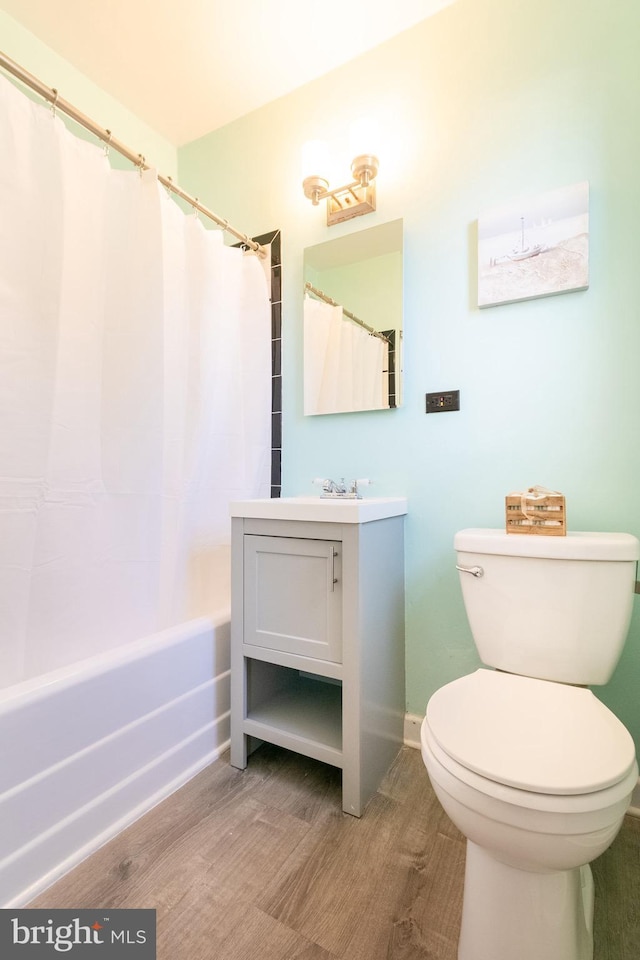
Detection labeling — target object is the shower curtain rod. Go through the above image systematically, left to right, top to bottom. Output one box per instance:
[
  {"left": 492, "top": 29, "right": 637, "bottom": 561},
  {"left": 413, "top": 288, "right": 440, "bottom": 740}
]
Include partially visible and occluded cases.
[
  {"left": 0, "top": 51, "right": 266, "bottom": 258},
  {"left": 304, "top": 281, "right": 390, "bottom": 344}
]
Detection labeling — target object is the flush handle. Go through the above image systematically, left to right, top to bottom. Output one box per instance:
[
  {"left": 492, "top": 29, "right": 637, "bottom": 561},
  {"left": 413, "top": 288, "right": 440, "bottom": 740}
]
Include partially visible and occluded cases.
[{"left": 456, "top": 563, "right": 484, "bottom": 578}]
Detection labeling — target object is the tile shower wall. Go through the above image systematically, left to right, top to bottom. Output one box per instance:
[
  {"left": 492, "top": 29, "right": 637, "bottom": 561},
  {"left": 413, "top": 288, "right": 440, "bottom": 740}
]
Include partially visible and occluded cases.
[
  {"left": 241, "top": 229, "right": 282, "bottom": 497},
  {"left": 381, "top": 329, "right": 397, "bottom": 409}
]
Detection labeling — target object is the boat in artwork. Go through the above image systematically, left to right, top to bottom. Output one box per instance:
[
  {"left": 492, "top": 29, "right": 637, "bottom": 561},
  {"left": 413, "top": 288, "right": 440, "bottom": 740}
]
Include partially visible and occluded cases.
[{"left": 508, "top": 217, "right": 544, "bottom": 261}]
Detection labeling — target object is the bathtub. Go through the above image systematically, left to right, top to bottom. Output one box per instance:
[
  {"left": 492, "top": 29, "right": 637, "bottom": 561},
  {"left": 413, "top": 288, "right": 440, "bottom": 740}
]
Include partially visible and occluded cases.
[{"left": 0, "top": 614, "right": 231, "bottom": 907}]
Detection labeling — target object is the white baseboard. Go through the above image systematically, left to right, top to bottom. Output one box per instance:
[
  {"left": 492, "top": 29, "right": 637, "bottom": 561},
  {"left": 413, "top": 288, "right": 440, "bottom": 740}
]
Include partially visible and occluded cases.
[
  {"left": 403, "top": 713, "right": 640, "bottom": 820},
  {"left": 404, "top": 713, "right": 423, "bottom": 750}
]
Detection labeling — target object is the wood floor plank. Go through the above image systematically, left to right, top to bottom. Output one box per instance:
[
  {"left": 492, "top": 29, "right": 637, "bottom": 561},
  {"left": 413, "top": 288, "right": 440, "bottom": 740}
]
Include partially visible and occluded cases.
[
  {"left": 241, "top": 744, "right": 343, "bottom": 824},
  {"left": 27, "top": 745, "right": 640, "bottom": 960},
  {"left": 256, "top": 750, "right": 464, "bottom": 960},
  {"left": 257, "top": 790, "right": 401, "bottom": 957},
  {"left": 388, "top": 829, "right": 464, "bottom": 960},
  {"left": 155, "top": 885, "right": 338, "bottom": 959},
  {"left": 211, "top": 903, "right": 337, "bottom": 960}
]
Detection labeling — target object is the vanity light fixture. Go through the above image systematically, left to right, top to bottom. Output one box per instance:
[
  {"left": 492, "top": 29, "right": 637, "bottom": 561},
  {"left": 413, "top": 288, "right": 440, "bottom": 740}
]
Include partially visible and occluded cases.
[{"left": 302, "top": 136, "right": 379, "bottom": 226}]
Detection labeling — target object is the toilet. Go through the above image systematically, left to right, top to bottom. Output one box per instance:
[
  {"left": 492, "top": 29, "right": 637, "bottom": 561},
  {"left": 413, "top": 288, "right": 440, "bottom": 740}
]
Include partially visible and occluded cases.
[{"left": 420, "top": 528, "right": 639, "bottom": 960}]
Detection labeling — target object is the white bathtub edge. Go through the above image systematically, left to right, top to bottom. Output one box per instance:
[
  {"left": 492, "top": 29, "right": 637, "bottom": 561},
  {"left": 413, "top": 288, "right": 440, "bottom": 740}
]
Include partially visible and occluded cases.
[
  {"left": 0, "top": 615, "right": 227, "bottom": 714},
  {"left": 0, "top": 615, "right": 232, "bottom": 907},
  {"left": 2, "top": 673, "right": 229, "bottom": 804},
  {"left": 9, "top": 739, "right": 229, "bottom": 908}
]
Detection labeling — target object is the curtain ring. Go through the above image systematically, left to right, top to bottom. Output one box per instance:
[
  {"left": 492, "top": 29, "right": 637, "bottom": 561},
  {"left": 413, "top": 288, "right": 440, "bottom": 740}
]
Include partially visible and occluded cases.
[
  {"left": 50, "top": 88, "right": 59, "bottom": 118},
  {"left": 103, "top": 129, "right": 112, "bottom": 157},
  {"left": 137, "top": 154, "right": 145, "bottom": 178}
]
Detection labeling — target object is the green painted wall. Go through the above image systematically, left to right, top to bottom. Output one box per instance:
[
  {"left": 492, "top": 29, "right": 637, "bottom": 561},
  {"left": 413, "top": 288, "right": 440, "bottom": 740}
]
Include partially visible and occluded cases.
[
  {"left": 179, "top": 0, "right": 640, "bottom": 756},
  {"left": 0, "top": 9, "right": 177, "bottom": 177}
]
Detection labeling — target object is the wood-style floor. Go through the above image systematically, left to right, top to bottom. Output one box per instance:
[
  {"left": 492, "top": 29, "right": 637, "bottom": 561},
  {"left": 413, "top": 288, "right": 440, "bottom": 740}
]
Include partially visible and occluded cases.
[{"left": 29, "top": 745, "right": 640, "bottom": 959}]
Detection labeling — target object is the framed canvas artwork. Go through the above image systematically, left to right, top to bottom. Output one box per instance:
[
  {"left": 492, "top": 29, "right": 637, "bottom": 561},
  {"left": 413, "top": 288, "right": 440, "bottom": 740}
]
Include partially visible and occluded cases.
[{"left": 478, "top": 181, "right": 589, "bottom": 308}]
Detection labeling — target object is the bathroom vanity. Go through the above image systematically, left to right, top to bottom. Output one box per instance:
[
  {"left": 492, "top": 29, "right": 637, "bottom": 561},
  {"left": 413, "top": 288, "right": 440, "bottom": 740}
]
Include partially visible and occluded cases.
[{"left": 229, "top": 496, "right": 407, "bottom": 816}]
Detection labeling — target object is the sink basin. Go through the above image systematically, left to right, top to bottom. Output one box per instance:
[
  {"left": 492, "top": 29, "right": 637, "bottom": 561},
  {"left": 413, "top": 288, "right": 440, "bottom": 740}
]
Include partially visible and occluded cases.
[{"left": 230, "top": 496, "right": 407, "bottom": 524}]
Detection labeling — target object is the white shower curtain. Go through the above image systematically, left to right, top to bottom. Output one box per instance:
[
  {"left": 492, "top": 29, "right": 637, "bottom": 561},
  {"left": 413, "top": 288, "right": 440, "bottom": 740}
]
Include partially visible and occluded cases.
[
  {"left": 0, "top": 74, "right": 271, "bottom": 686},
  {"left": 303, "top": 296, "right": 388, "bottom": 415}
]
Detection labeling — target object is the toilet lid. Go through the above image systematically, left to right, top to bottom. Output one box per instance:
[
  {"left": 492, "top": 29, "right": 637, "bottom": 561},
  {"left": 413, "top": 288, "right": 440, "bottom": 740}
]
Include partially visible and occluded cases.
[{"left": 426, "top": 669, "right": 636, "bottom": 795}]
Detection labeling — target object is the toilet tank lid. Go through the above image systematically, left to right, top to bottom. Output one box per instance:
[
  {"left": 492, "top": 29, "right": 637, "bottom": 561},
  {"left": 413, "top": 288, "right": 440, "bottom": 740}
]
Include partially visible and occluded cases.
[
  {"left": 455, "top": 528, "right": 639, "bottom": 561},
  {"left": 426, "top": 669, "right": 637, "bottom": 795}
]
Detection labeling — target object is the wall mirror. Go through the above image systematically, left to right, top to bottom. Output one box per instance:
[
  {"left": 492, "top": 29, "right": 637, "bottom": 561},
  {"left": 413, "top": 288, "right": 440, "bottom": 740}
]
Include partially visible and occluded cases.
[{"left": 303, "top": 218, "right": 403, "bottom": 416}]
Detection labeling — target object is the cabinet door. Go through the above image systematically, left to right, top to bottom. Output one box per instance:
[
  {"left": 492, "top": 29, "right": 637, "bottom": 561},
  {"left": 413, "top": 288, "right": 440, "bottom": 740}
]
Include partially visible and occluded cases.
[{"left": 243, "top": 535, "right": 342, "bottom": 662}]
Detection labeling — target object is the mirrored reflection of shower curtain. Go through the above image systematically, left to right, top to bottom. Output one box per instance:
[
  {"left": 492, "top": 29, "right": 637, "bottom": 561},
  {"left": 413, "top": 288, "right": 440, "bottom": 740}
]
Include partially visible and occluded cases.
[
  {"left": 0, "top": 74, "right": 271, "bottom": 686},
  {"left": 303, "top": 296, "right": 388, "bottom": 415}
]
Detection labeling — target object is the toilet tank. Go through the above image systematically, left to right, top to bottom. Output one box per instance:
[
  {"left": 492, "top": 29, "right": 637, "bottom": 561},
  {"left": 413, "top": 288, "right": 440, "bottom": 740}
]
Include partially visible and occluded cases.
[{"left": 455, "top": 528, "right": 639, "bottom": 685}]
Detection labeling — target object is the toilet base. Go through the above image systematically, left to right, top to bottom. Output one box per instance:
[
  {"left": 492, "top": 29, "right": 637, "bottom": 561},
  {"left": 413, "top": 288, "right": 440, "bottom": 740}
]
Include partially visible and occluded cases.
[{"left": 458, "top": 841, "right": 594, "bottom": 960}]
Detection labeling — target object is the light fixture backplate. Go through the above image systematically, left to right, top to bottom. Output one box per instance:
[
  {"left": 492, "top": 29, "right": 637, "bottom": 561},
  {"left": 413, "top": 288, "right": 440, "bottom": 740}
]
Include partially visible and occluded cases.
[{"left": 326, "top": 183, "right": 376, "bottom": 226}]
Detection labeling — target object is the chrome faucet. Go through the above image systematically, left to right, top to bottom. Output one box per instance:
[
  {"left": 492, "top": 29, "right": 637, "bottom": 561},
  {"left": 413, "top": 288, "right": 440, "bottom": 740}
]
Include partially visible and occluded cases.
[
  {"left": 313, "top": 478, "right": 372, "bottom": 499},
  {"left": 322, "top": 478, "right": 348, "bottom": 496}
]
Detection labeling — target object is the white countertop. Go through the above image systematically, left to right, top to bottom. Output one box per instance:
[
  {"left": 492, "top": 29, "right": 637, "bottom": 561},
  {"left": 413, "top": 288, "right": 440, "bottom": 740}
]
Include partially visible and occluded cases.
[{"left": 230, "top": 496, "right": 408, "bottom": 524}]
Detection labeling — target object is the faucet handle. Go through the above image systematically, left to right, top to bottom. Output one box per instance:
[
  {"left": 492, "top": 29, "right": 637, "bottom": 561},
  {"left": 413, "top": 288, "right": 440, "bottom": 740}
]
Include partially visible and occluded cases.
[
  {"left": 312, "top": 477, "right": 331, "bottom": 492},
  {"left": 348, "top": 478, "right": 372, "bottom": 498}
]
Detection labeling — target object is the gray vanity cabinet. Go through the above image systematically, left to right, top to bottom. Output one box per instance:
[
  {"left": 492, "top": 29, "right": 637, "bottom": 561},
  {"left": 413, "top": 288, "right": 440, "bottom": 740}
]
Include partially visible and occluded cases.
[{"left": 230, "top": 499, "right": 406, "bottom": 817}]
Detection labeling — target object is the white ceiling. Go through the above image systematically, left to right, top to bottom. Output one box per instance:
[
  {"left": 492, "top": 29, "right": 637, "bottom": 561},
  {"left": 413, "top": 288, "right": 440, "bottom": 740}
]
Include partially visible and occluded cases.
[{"left": 1, "top": 0, "right": 455, "bottom": 145}]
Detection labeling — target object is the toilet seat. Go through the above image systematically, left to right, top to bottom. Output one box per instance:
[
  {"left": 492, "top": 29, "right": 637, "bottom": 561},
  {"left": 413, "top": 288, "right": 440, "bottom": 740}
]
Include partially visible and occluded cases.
[
  {"left": 426, "top": 669, "right": 636, "bottom": 796},
  {"left": 422, "top": 719, "right": 639, "bottom": 819}
]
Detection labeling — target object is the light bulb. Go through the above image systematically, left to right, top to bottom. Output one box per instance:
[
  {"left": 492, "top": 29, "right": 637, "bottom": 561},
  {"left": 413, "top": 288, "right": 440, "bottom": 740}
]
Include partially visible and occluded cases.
[
  {"left": 349, "top": 117, "right": 380, "bottom": 162},
  {"left": 301, "top": 139, "right": 329, "bottom": 181}
]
